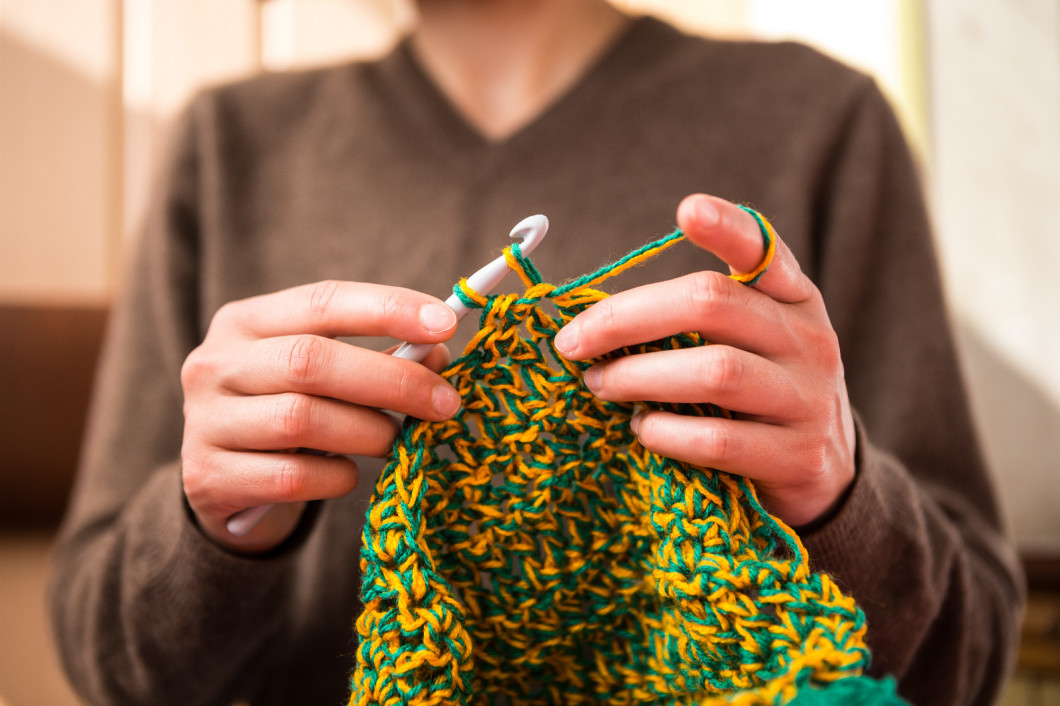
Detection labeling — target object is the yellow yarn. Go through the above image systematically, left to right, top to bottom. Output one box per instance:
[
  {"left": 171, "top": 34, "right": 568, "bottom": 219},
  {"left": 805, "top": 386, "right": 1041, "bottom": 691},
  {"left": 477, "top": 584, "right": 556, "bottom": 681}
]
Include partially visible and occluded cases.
[{"left": 349, "top": 221, "right": 898, "bottom": 706}]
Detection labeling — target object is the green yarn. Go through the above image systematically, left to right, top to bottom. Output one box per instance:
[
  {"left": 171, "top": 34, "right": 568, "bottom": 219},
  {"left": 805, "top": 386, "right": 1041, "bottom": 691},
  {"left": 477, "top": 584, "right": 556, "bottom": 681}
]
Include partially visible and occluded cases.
[
  {"left": 349, "top": 225, "right": 905, "bottom": 706},
  {"left": 786, "top": 676, "right": 907, "bottom": 705}
]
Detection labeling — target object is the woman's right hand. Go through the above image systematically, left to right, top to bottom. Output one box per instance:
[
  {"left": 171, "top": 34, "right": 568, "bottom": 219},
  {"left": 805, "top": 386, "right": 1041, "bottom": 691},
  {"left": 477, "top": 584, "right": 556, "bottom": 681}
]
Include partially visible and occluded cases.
[{"left": 179, "top": 280, "right": 461, "bottom": 553}]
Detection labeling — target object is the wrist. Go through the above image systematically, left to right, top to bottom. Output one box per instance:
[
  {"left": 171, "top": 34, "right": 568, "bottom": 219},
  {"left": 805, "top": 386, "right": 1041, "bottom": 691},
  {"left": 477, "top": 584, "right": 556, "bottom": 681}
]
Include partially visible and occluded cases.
[{"left": 759, "top": 454, "right": 856, "bottom": 529}]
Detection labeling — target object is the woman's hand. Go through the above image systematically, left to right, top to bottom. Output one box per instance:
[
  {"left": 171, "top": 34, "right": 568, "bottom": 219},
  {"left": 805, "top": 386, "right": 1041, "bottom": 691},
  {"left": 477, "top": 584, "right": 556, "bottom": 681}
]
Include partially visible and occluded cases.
[
  {"left": 554, "top": 195, "right": 856, "bottom": 528},
  {"left": 180, "top": 281, "right": 461, "bottom": 553}
]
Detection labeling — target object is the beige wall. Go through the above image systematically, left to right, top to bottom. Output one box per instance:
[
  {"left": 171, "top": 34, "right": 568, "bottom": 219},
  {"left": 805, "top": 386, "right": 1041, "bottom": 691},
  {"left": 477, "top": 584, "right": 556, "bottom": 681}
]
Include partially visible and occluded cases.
[
  {"left": 0, "top": 0, "right": 120, "bottom": 303},
  {"left": 927, "top": 0, "right": 1060, "bottom": 553},
  {"left": 1, "top": 1, "right": 1057, "bottom": 551}
]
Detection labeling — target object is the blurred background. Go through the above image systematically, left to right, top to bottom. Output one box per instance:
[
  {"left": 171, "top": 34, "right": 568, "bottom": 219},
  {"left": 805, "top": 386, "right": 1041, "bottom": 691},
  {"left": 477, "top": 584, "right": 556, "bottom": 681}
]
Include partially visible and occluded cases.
[{"left": 1, "top": 1, "right": 1057, "bottom": 703}]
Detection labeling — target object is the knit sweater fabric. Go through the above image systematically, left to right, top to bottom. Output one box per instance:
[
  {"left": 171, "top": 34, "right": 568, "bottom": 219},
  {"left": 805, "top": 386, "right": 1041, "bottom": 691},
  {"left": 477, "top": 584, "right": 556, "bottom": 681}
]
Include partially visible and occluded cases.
[{"left": 50, "top": 17, "right": 1023, "bottom": 706}]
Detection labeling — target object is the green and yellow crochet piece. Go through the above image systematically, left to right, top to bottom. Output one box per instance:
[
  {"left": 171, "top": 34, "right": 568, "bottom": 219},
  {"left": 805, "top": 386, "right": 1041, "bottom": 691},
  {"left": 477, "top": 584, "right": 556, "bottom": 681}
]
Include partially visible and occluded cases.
[{"left": 350, "top": 220, "right": 905, "bottom": 706}]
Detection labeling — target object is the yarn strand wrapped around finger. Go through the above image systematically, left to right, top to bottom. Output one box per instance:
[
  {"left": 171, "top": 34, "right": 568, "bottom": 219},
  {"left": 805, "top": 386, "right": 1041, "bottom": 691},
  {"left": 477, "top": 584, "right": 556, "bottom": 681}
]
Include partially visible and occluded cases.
[{"left": 730, "top": 205, "right": 778, "bottom": 286}]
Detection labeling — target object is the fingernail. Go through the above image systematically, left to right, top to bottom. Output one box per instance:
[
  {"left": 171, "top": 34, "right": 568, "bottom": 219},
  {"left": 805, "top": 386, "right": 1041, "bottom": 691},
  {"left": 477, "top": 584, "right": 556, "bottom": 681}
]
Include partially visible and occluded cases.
[
  {"left": 695, "top": 197, "right": 719, "bottom": 227},
  {"left": 420, "top": 303, "right": 456, "bottom": 334},
  {"left": 554, "top": 323, "right": 579, "bottom": 356},
  {"left": 583, "top": 365, "right": 601, "bottom": 391},
  {"left": 432, "top": 383, "right": 460, "bottom": 417},
  {"left": 629, "top": 413, "right": 642, "bottom": 434}
]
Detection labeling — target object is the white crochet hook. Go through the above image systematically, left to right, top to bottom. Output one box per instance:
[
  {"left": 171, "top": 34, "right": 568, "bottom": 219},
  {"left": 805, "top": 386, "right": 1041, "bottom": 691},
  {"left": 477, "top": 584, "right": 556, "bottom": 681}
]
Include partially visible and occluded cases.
[{"left": 226, "top": 215, "right": 550, "bottom": 537}]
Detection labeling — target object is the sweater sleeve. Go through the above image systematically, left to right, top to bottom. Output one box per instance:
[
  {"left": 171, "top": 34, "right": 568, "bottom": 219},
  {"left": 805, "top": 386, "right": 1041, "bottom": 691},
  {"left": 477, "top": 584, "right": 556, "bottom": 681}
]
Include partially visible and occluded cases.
[
  {"left": 798, "top": 81, "right": 1025, "bottom": 705},
  {"left": 48, "top": 95, "right": 301, "bottom": 706}
]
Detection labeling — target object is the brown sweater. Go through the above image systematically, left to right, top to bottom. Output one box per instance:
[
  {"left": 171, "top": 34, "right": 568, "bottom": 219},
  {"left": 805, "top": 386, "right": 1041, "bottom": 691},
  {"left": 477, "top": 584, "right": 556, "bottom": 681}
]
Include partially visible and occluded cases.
[{"left": 51, "top": 18, "right": 1023, "bottom": 706}]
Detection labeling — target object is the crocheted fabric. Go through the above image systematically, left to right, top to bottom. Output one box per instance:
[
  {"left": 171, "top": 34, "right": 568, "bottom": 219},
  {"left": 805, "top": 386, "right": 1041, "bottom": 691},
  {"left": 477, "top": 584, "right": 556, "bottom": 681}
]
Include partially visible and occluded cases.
[{"left": 350, "top": 224, "right": 906, "bottom": 706}]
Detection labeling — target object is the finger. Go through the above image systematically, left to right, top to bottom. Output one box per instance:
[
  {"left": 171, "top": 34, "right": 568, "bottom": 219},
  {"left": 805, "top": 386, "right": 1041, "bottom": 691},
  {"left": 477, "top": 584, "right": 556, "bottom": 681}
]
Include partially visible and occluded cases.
[
  {"left": 676, "top": 194, "right": 815, "bottom": 304},
  {"left": 553, "top": 271, "right": 789, "bottom": 361},
  {"left": 208, "top": 280, "right": 458, "bottom": 344},
  {"left": 194, "top": 335, "right": 461, "bottom": 420},
  {"left": 583, "top": 346, "right": 797, "bottom": 419},
  {"left": 195, "top": 393, "right": 401, "bottom": 458},
  {"left": 631, "top": 410, "right": 853, "bottom": 526},
  {"left": 630, "top": 411, "right": 803, "bottom": 486},
  {"left": 183, "top": 449, "right": 360, "bottom": 514}
]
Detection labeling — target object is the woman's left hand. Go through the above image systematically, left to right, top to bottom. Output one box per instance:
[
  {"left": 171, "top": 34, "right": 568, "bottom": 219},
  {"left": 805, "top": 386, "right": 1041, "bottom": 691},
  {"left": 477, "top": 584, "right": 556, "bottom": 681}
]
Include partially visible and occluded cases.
[{"left": 553, "top": 194, "right": 856, "bottom": 528}]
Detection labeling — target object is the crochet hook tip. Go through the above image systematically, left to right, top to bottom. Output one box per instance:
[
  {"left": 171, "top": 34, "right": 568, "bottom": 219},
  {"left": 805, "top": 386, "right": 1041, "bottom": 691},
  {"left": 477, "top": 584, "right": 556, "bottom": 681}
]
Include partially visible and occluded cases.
[{"left": 509, "top": 214, "right": 548, "bottom": 255}]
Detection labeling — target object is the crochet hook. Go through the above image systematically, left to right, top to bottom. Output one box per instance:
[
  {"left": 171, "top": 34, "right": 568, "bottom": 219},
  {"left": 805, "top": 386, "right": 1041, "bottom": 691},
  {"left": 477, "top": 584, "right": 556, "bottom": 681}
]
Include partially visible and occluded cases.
[
  {"left": 392, "top": 214, "right": 549, "bottom": 361},
  {"left": 226, "top": 215, "right": 550, "bottom": 537}
]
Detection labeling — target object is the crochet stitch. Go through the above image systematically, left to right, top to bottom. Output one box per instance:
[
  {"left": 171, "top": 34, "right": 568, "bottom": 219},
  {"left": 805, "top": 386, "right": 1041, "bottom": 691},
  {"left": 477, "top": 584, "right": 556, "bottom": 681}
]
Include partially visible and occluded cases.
[{"left": 350, "top": 217, "right": 906, "bottom": 706}]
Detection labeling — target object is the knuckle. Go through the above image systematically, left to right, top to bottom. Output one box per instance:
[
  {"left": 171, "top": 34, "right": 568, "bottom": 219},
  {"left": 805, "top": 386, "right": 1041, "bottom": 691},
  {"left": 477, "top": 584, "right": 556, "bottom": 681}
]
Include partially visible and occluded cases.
[
  {"left": 685, "top": 271, "right": 731, "bottom": 318},
  {"left": 306, "top": 280, "right": 342, "bottom": 321},
  {"left": 804, "top": 285, "right": 827, "bottom": 310},
  {"left": 373, "top": 289, "right": 402, "bottom": 326},
  {"left": 208, "top": 301, "right": 241, "bottom": 333},
  {"left": 804, "top": 321, "right": 843, "bottom": 370},
  {"left": 821, "top": 332, "right": 844, "bottom": 370},
  {"left": 282, "top": 334, "right": 329, "bottom": 387},
  {"left": 180, "top": 346, "right": 217, "bottom": 392},
  {"left": 698, "top": 347, "right": 744, "bottom": 393},
  {"left": 180, "top": 349, "right": 205, "bottom": 390},
  {"left": 272, "top": 393, "right": 315, "bottom": 446},
  {"left": 780, "top": 422, "right": 830, "bottom": 478},
  {"left": 697, "top": 423, "right": 732, "bottom": 465},
  {"left": 794, "top": 440, "right": 830, "bottom": 486},
  {"left": 180, "top": 443, "right": 214, "bottom": 504},
  {"left": 274, "top": 455, "right": 306, "bottom": 500},
  {"left": 181, "top": 469, "right": 207, "bottom": 506}
]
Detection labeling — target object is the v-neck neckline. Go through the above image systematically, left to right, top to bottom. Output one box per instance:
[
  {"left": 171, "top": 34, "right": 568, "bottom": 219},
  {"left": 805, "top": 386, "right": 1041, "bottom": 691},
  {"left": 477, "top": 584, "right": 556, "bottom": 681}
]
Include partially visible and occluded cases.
[{"left": 378, "top": 16, "right": 672, "bottom": 158}]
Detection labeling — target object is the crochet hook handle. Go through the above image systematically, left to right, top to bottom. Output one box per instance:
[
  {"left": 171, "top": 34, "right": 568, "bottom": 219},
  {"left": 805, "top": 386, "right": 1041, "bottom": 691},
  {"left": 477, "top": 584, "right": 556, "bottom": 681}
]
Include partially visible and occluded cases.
[{"left": 226, "top": 215, "right": 549, "bottom": 538}]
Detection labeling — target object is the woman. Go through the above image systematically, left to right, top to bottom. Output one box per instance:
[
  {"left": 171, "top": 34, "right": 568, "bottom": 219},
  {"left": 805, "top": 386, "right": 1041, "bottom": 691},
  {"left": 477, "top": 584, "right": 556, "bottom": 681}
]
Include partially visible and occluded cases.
[{"left": 51, "top": 1, "right": 1023, "bottom": 704}]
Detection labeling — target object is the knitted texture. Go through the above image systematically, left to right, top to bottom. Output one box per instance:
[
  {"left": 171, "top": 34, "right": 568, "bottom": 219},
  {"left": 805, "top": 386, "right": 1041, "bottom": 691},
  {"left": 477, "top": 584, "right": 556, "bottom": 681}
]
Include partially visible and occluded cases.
[{"left": 350, "top": 222, "right": 905, "bottom": 706}]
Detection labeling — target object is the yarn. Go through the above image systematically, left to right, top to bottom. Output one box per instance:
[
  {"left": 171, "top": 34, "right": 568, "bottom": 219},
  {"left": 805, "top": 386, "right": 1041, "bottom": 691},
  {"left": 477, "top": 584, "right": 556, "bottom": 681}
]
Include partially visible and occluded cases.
[
  {"left": 732, "top": 205, "right": 777, "bottom": 286},
  {"left": 350, "top": 215, "right": 907, "bottom": 706},
  {"left": 785, "top": 677, "right": 903, "bottom": 706}
]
